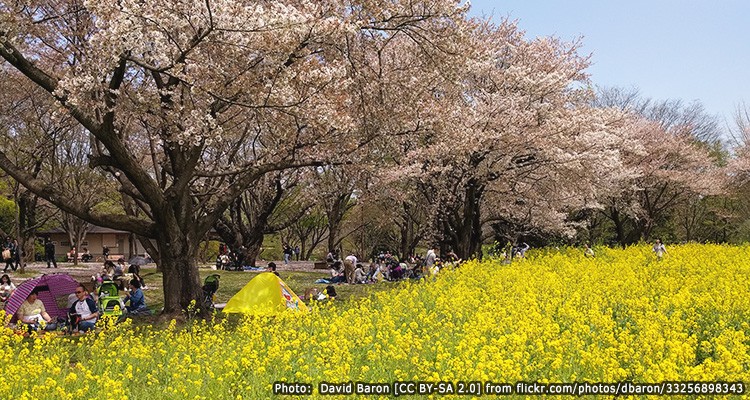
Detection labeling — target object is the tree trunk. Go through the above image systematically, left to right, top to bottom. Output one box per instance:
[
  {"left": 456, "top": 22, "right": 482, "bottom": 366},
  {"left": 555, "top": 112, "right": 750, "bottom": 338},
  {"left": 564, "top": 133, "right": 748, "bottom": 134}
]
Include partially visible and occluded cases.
[
  {"left": 456, "top": 181, "right": 484, "bottom": 260},
  {"left": 325, "top": 192, "right": 354, "bottom": 254},
  {"left": 17, "top": 194, "right": 31, "bottom": 274},
  {"left": 611, "top": 209, "right": 627, "bottom": 248},
  {"left": 326, "top": 214, "right": 342, "bottom": 256},
  {"left": 640, "top": 217, "right": 655, "bottom": 242},
  {"left": 399, "top": 222, "right": 410, "bottom": 261},
  {"left": 128, "top": 233, "right": 137, "bottom": 259},
  {"left": 158, "top": 235, "right": 202, "bottom": 314},
  {"left": 243, "top": 235, "right": 263, "bottom": 267},
  {"left": 300, "top": 241, "right": 308, "bottom": 261}
]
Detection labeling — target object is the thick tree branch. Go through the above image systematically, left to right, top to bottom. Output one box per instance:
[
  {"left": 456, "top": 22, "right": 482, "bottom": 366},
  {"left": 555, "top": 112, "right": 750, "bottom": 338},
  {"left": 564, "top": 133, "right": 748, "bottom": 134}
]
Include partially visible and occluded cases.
[{"left": 0, "top": 149, "right": 156, "bottom": 237}]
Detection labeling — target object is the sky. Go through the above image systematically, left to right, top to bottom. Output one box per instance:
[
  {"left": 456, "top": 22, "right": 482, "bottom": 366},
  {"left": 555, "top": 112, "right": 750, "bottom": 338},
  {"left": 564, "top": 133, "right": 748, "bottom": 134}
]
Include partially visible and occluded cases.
[{"left": 468, "top": 0, "right": 749, "bottom": 129}]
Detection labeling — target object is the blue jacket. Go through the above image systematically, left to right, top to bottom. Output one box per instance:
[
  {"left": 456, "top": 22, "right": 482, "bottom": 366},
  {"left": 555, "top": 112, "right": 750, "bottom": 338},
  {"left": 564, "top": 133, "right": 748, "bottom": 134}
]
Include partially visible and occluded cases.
[{"left": 125, "top": 288, "right": 146, "bottom": 311}]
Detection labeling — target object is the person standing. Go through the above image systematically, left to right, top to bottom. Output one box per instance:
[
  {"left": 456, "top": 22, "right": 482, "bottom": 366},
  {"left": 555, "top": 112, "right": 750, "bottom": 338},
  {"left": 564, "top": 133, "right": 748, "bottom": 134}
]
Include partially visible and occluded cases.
[
  {"left": 3, "top": 237, "right": 15, "bottom": 272},
  {"left": 44, "top": 237, "right": 58, "bottom": 268},
  {"left": 12, "top": 239, "right": 22, "bottom": 271},
  {"left": 653, "top": 239, "right": 667, "bottom": 259},
  {"left": 517, "top": 242, "right": 531, "bottom": 258},
  {"left": 283, "top": 244, "right": 292, "bottom": 265},
  {"left": 102, "top": 245, "right": 110, "bottom": 260},
  {"left": 294, "top": 245, "right": 300, "bottom": 261},
  {"left": 424, "top": 246, "right": 438, "bottom": 276},
  {"left": 344, "top": 254, "right": 357, "bottom": 284},
  {"left": 128, "top": 263, "right": 146, "bottom": 289}
]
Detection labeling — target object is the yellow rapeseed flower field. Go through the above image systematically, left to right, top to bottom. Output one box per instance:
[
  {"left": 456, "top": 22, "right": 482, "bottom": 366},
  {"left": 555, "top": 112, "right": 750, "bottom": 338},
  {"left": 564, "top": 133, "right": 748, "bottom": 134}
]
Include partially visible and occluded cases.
[{"left": 0, "top": 244, "right": 748, "bottom": 399}]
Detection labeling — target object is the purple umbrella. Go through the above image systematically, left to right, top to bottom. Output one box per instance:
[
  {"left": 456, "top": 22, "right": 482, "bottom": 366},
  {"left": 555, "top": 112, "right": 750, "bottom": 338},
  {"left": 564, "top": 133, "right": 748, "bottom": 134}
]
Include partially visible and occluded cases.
[{"left": 4, "top": 274, "right": 81, "bottom": 322}]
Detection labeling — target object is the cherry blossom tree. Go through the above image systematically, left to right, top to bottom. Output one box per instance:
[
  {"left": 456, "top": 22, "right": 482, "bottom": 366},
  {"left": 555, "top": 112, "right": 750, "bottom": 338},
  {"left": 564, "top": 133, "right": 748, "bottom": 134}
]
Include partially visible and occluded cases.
[
  {"left": 0, "top": 0, "right": 472, "bottom": 312},
  {"left": 386, "top": 19, "right": 633, "bottom": 258},
  {"left": 593, "top": 89, "right": 726, "bottom": 245}
]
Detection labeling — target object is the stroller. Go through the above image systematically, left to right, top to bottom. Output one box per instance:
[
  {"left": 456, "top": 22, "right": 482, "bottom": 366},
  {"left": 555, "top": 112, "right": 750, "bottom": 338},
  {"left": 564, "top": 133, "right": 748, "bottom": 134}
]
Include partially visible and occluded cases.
[
  {"left": 202, "top": 274, "right": 220, "bottom": 311},
  {"left": 98, "top": 279, "right": 125, "bottom": 318}
]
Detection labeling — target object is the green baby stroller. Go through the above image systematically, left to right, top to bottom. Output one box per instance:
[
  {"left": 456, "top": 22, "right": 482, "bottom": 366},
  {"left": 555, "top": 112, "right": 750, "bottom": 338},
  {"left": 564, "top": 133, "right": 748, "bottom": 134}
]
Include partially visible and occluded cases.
[{"left": 98, "top": 279, "right": 125, "bottom": 318}]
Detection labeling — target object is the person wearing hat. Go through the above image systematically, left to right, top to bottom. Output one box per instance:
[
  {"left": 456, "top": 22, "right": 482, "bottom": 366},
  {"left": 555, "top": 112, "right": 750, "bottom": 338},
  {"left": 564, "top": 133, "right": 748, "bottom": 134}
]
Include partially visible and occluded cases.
[{"left": 17, "top": 289, "right": 54, "bottom": 331}]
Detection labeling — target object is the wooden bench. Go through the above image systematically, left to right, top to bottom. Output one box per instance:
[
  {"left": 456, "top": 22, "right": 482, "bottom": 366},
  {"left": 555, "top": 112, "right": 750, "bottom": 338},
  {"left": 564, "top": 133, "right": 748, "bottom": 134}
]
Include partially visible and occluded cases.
[
  {"left": 68, "top": 252, "right": 95, "bottom": 262},
  {"left": 106, "top": 254, "right": 125, "bottom": 262},
  {"left": 313, "top": 261, "right": 329, "bottom": 270}
]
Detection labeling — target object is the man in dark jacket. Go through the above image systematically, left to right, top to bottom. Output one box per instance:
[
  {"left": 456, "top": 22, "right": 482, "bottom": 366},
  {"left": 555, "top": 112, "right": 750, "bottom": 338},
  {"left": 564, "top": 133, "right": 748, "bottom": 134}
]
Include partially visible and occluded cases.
[{"left": 45, "top": 237, "right": 58, "bottom": 268}]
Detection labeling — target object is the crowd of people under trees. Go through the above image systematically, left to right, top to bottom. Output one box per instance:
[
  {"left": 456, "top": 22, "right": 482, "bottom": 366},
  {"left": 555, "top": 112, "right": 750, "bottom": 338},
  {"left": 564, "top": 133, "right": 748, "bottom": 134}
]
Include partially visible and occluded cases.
[{"left": 312, "top": 246, "right": 463, "bottom": 285}]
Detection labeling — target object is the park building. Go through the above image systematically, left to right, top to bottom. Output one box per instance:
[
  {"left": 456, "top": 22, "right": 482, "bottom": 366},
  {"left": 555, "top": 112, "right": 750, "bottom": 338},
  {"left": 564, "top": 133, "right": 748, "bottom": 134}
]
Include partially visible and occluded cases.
[{"left": 36, "top": 225, "right": 148, "bottom": 262}]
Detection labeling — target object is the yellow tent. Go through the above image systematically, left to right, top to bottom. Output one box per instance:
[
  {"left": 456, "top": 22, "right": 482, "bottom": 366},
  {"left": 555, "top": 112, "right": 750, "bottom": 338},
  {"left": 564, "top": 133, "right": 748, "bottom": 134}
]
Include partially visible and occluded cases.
[{"left": 223, "top": 272, "right": 308, "bottom": 315}]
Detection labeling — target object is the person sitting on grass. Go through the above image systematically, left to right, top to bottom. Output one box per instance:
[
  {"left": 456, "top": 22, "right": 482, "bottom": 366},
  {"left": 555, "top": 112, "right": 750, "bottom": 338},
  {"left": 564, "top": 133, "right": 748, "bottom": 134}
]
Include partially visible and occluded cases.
[
  {"left": 114, "top": 259, "right": 126, "bottom": 278},
  {"left": 101, "top": 260, "right": 116, "bottom": 280},
  {"left": 329, "top": 261, "right": 346, "bottom": 284},
  {"left": 353, "top": 263, "right": 366, "bottom": 284},
  {"left": 0, "top": 274, "right": 15, "bottom": 303},
  {"left": 123, "top": 279, "right": 150, "bottom": 315},
  {"left": 69, "top": 285, "right": 99, "bottom": 333},
  {"left": 324, "top": 285, "right": 337, "bottom": 300},
  {"left": 303, "top": 287, "right": 328, "bottom": 301},
  {"left": 16, "top": 289, "right": 55, "bottom": 331}
]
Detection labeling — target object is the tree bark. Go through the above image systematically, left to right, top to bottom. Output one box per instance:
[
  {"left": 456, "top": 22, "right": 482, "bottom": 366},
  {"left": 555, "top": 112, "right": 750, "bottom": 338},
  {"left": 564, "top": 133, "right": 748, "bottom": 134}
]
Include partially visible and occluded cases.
[
  {"left": 442, "top": 180, "right": 484, "bottom": 260},
  {"left": 325, "top": 192, "right": 354, "bottom": 254},
  {"left": 16, "top": 193, "right": 34, "bottom": 273},
  {"left": 397, "top": 202, "right": 422, "bottom": 260},
  {"left": 610, "top": 208, "right": 627, "bottom": 248},
  {"left": 157, "top": 231, "right": 202, "bottom": 314},
  {"left": 243, "top": 234, "right": 264, "bottom": 267}
]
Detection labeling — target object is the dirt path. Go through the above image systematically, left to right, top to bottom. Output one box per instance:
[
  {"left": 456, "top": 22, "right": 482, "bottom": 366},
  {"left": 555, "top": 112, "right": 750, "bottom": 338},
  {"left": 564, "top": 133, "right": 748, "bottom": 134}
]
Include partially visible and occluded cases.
[{"left": 8, "top": 260, "right": 323, "bottom": 285}]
